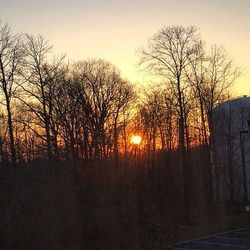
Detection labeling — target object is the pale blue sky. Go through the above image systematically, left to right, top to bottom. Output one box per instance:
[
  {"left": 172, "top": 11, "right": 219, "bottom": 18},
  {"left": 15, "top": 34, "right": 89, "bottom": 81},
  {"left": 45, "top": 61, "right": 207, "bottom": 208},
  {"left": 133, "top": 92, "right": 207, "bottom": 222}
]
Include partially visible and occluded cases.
[{"left": 1, "top": 0, "right": 250, "bottom": 94}]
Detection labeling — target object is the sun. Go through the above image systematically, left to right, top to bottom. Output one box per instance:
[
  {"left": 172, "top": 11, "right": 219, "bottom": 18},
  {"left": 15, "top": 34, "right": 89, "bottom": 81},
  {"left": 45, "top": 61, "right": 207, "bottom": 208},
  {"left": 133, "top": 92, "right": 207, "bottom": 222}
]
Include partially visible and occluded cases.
[{"left": 131, "top": 135, "right": 142, "bottom": 145}]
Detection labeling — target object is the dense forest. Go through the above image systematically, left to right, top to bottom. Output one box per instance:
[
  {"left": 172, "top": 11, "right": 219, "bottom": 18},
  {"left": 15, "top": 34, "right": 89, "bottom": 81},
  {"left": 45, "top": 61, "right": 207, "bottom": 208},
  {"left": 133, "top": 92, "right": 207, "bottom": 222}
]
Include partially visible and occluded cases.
[{"left": 1, "top": 22, "right": 246, "bottom": 250}]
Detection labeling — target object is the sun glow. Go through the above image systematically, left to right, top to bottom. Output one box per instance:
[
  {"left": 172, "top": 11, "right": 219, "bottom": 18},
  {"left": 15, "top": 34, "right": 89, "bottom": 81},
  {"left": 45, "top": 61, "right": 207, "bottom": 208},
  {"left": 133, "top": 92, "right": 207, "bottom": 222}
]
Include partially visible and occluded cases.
[{"left": 131, "top": 135, "right": 142, "bottom": 145}]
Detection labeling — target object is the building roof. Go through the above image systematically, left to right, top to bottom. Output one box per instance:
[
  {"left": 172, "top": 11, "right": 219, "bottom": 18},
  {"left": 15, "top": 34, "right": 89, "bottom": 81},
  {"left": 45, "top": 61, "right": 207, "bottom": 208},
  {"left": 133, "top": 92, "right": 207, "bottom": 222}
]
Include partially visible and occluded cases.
[{"left": 214, "top": 96, "right": 250, "bottom": 111}]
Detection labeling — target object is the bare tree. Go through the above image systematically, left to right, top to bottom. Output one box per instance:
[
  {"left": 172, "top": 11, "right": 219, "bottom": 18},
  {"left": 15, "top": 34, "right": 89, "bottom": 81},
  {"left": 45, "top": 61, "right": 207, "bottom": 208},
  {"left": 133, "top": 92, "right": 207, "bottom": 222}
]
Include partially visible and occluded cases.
[
  {"left": 0, "top": 22, "right": 24, "bottom": 166},
  {"left": 139, "top": 25, "right": 202, "bottom": 223},
  {"left": 20, "top": 34, "right": 64, "bottom": 160},
  {"left": 186, "top": 44, "right": 239, "bottom": 202},
  {"left": 203, "top": 45, "right": 240, "bottom": 133},
  {"left": 72, "top": 59, "right": 135, "bottom": 160},
  {"left": 53, "top": 65, "right": 82, "bottom": 160},
  {"left": 112, "top": 79, "right": 135, "bottom": 162}
]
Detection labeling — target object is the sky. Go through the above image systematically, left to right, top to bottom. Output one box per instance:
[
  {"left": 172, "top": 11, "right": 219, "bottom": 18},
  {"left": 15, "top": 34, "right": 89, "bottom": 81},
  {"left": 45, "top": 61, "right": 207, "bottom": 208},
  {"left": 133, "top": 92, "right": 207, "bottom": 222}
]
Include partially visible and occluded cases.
[{"left": 1, "top": 0, "right": 250, "bottom": 95}]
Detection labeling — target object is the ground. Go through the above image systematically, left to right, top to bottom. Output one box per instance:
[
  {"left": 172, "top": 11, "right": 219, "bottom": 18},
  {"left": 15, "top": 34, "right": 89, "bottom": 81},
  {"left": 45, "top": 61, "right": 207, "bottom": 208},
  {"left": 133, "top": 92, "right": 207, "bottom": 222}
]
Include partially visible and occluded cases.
[
  {"left": 0, "top": 161, "right": 248, "bottom": 249},
  {"left": 170, "top": 227, "right": 250, "bottom": 249}
]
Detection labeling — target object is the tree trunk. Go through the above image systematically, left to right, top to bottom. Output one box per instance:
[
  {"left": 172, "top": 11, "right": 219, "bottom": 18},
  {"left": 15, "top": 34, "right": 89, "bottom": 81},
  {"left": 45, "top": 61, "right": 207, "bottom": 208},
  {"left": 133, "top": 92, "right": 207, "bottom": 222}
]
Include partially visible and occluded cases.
[
  {"left": 177, "top": 78, "right": 192, "bottom": 225},
  {"left": 6, "top": 96, "right": 16, "bottom": 166},
  {"left": 114, "top": 116, "right": 119, "bottom": 163}
]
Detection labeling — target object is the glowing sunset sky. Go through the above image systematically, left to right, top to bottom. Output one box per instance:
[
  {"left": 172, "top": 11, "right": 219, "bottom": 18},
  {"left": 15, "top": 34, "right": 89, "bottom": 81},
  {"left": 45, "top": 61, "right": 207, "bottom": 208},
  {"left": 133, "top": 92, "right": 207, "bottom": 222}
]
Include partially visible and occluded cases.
[{"left": 1, "top": 0, "right": 250, "bottom": 94}]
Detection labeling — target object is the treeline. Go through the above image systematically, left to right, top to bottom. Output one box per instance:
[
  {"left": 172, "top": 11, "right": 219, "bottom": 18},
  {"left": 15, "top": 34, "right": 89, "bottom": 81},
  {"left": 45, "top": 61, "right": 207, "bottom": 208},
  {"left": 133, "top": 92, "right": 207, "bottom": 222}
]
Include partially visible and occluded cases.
[
  {"left": 0, "top": 23, "right": 239, "bottom": 172},
  {"left": 0, "top": 23, "right": 137, "bottom": 165}
]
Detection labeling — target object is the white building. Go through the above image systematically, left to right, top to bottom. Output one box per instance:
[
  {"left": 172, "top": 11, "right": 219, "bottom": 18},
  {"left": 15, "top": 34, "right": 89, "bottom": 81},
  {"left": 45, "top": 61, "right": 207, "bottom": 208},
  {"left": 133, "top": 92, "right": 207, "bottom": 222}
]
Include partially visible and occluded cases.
[{"left": 212, "top": 96, "right": 250, "bottom": 202}]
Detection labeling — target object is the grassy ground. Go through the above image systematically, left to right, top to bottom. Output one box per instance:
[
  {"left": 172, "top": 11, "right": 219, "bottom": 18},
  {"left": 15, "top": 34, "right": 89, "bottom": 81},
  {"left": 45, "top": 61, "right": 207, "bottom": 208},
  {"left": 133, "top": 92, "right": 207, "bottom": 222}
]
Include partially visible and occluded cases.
[{"left": 1, "top": 160, "right": 247, "bottom": 249}]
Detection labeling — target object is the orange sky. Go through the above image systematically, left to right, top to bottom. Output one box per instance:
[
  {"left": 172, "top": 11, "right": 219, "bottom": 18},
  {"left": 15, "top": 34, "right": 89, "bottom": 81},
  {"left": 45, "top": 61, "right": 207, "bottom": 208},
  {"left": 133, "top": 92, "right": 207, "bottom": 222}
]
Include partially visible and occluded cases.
[{"left": 2, "top": 0, "right": 250, "bottom": 94}]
